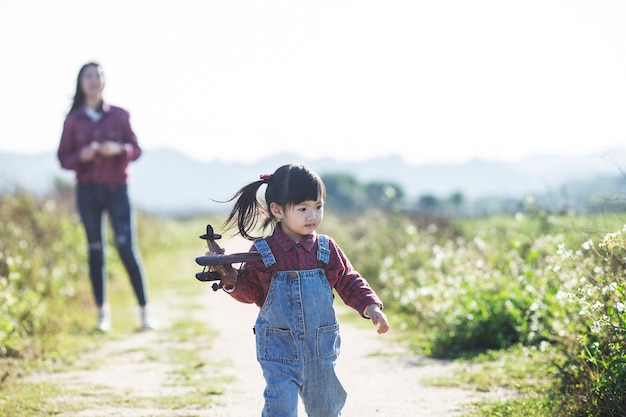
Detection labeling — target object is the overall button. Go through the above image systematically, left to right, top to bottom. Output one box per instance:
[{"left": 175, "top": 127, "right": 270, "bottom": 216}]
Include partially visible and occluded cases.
[{"left": 290, "top": 272, "right": 298, "bottom": 278}]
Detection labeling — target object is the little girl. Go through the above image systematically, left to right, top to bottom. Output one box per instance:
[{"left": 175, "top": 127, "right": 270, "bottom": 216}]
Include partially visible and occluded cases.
[{"left": 218, "top": 163, "right": 389, "bottom": 417}]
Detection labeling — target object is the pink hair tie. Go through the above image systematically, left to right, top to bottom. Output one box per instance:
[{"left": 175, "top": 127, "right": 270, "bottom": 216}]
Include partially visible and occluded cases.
[{"left": 260, "top": 174, "right": 273, "bottom": 183}]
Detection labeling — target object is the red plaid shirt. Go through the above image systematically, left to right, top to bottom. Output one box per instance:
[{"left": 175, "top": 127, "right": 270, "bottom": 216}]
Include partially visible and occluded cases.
[
  {"left": 57, "top": 103, "right": 141, "bottom": 189},
  {"left": 228, "top": 223, "right": 383, "bottom": 317}
]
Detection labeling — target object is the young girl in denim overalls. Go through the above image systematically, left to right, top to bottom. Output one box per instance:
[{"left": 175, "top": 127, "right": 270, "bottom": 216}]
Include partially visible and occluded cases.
[{"left": 219, "top": 164, "right": 389, "bottom": 417}]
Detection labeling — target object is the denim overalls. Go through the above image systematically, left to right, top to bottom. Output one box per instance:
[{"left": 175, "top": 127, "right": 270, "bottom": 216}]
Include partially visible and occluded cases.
[{"left": 253, "top": 236, "right": 347, "bottom": 417}]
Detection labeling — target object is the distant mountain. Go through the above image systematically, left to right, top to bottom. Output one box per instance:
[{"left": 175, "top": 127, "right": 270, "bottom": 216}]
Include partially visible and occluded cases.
[{"left": 1, "top": 148, "right": 625, "bottom": 216}]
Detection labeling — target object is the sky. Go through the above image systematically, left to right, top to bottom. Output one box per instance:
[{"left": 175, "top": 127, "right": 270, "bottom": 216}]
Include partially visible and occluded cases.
[{"left": 0, "top": 0, "right": 625, "bottom": 166}]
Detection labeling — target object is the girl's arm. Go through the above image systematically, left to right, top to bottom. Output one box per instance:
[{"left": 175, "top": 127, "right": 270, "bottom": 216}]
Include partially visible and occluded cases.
[
  {"left": 327, "top": 238, "right": 385, "bottom": 319},
  {"left": 225, "top": 263, "right": 266, "bottom": 307}
]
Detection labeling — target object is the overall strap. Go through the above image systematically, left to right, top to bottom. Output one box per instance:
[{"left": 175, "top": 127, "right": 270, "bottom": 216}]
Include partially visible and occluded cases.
[
  {"left": 317, "top": 235, "right": 330, "bottom": 264},
  {"left": 253, "top": 239, "right": 276, "bottom": 268}
]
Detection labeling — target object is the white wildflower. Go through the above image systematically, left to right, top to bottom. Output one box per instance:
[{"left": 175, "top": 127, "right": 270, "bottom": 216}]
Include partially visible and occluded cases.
[
  {"left": 473, "top": 236, "right": 485, "bottom": 251},
  {"left": 590, "top": 321, "right": 601, "bottom": 333},
  {"left": 539, "top": 341, "right": 551, "bottom": 352}
]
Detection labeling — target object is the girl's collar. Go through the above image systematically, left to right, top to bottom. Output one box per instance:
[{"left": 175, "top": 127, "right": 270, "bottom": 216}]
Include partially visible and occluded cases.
[{"left": 274, "top": 223, "right": 316, "bottom": 251}]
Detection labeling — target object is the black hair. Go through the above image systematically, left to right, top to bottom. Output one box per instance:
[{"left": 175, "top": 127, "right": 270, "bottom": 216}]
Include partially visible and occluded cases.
[
  {"left": 68, "top": 61, "right": 103, "bottom": 115},
  {"left": 223, "top": 164, "right": 326, "bottom": 240}
]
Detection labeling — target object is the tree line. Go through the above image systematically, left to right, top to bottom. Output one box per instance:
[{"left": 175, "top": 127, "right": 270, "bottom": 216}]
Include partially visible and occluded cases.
[{"left": 321, "top": 173, "right": 626, "bottom": 216}]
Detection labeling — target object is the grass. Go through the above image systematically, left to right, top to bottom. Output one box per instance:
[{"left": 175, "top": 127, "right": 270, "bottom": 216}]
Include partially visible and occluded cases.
[
  {"left": 3, "top": 197, "right": 625, "bottom": 416},
  {"left": 0, "top": 213, "right": 230, "bottom": 416},
  {"left": 1, "top": 313, "right": 229, "bottom": 417},
  {"left": 0, "top": 382, "right": 79, "bottom": 416}
]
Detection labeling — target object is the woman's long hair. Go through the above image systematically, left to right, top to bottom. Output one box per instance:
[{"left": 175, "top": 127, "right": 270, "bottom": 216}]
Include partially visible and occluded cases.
[
  {"left": 68, "top": 62, "right": 102, "bottom": 115},
  {"left": 223, "top": 164, "right": 326, "bottom": 240}
]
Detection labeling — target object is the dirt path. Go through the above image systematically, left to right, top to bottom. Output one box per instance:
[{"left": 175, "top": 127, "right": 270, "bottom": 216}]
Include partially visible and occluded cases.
[
  {"left": 25, "top": 237, "right": 509, "bottom": 416},
  {"left": 192, "top": 287, "right": 506, "bottom": 417}
]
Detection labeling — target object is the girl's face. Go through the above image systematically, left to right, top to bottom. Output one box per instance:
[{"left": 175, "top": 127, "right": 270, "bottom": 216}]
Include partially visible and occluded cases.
[
  {"left": 80, "top": 65, "right": 105, "bottom": 99},
  {"left": 271, "top": 198, "right": 324, "bottom": 242}
]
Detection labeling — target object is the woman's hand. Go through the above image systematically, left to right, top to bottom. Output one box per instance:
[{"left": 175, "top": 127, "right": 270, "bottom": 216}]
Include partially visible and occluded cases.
[
  {"left": 78, "top": 141, "right": 100, "bottom": 162},
  {"left": 98, "top": 141, "right": 124, "bottom": 157},
  {"left": 365, "top": 304, "right": 390, "bottom": 334}
]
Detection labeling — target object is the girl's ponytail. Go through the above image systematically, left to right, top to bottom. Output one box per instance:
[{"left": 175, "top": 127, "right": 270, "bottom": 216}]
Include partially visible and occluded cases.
[{"left": 223, "top": 179, "right": 267, "bottom": 240}]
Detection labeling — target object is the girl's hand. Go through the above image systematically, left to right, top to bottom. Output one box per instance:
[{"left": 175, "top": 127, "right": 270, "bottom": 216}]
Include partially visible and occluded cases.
[{"left": 365, "top": 304, "right": 390, "bottom": 334}]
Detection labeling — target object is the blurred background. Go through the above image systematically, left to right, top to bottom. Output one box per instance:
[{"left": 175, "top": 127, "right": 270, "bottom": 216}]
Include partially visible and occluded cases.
[{"left": 1, "top": 0, "right": 625, "bottom": 215}]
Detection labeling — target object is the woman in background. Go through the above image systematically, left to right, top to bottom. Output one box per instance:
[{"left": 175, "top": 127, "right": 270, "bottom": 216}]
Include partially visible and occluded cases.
[{"left": 57, "top": 61, "right": 155, "bottom": 332}]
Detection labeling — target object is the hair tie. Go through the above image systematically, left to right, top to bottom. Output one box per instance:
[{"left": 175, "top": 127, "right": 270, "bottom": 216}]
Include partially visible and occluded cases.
[{"left": 260, "top": 174, "right": 273, "bottom": 183}]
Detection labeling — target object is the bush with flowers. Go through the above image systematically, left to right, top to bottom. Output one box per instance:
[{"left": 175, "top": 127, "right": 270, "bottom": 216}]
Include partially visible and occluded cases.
[{"left": 323, "top": 209, "right": 626, "bottom": 415}]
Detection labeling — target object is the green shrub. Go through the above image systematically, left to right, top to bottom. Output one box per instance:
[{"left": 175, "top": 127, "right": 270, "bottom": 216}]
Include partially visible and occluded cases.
[
  {"left": 0, "top": 193, "right": 88, "bottom": 367},
  {"left": 325, "top": 209, "right": 626, "bottom": 415}
]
